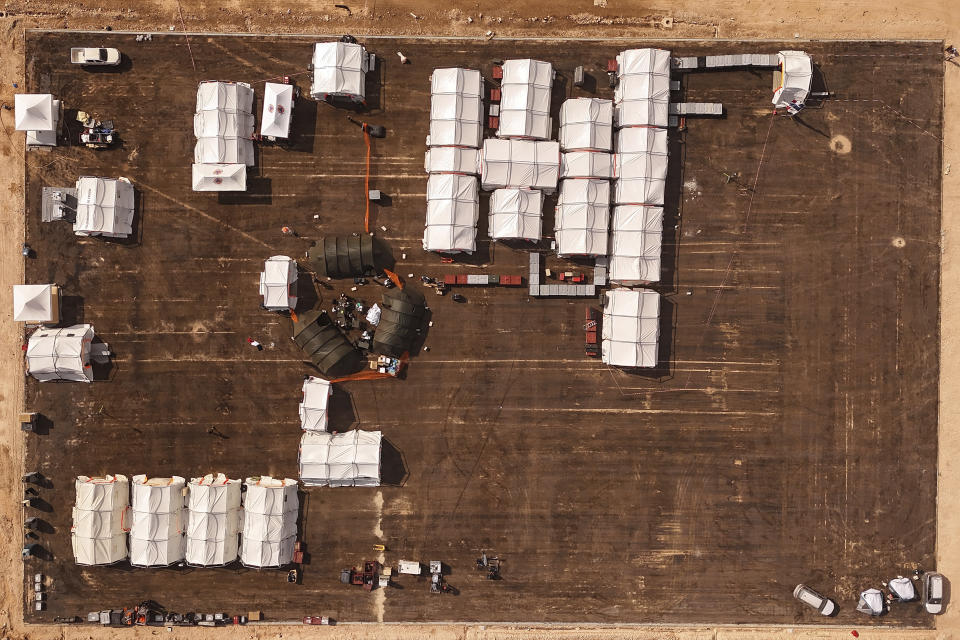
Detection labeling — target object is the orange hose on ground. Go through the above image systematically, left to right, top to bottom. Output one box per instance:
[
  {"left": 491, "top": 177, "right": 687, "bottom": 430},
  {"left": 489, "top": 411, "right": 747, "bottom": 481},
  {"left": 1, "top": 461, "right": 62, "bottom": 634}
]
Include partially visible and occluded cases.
[
  {"left": 364, "top": 126, "right": 371, "bottom": 233},
  {"left": 383, "top": 268, "right": 404, "bottom": 289}
]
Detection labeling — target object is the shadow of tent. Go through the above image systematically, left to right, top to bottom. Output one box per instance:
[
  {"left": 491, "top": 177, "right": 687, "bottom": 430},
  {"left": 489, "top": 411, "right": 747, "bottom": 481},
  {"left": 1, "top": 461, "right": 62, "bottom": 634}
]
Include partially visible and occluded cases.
[{"left": 379, "top": 437, "right": 408, "bottom": 487}]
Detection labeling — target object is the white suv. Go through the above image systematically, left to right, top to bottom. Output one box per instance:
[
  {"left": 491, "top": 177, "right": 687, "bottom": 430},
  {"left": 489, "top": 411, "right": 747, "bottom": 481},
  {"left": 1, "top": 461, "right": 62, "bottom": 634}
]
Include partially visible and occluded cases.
[{"left": 793, "top": 583, "right": 837, "bottom": 616}]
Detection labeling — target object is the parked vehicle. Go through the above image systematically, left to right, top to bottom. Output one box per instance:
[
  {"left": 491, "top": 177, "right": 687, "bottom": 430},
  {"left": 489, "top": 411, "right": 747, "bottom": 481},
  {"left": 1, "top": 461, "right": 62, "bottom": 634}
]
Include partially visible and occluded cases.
[
  {"left": 70, "top": 47, "right": 121, "bottom": 66},
  {"left": 923, "top": 572, "right": 945, "bottom": 614},
  {"left": 793, "top": 584, "right": 836, "bottom": 616}
]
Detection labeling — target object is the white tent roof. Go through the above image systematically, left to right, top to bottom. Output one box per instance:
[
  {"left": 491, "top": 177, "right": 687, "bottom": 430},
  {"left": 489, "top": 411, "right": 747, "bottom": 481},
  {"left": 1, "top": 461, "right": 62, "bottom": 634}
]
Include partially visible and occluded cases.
[
  {"left": 310, "top": 41, "right": 367, "bottom": 100},
  {"left": 614, "top": 48, "right": 671, "bottom": 128},
  {"left": 773, "top": 50, "right": 813, "bottom": 108},
  {"left": 497, "top": 59, "right": 553, "bottom": 140},
  {"left": 431, "top": 68, "right": 483, "bottom": 98},
  {"left": 196, "top": 81, "right": 254, "bottom": 114},
  {"left": 261, "top": 82, "right": 294, "bottom": 138},
  {"left": 15, "top": 94, "right": 55, "bottom": 131},
  {"left": 428, "top": 94, "right": 484, "bottom": 148},
  {"left": 559, "top": 98, "right": 613, "bottom": 151},
  {"left": 193, "top": 110, "right": 255, "bottom": 139},
  {"left": 614, "top": 128, "right": 669, "bottom": 206},
  {"left": 194, "top": 136, "right": 255, "bottom": 166},
  {"left": 480, "top": 138, "right": 560, "bottom": 192},
  {"left": 424, "top": 146, "right": 480, "bottom": 175},
  {"left": 561, "top": 151, "right": 613, "bottom": 180},
  {"left": 192, "top": 163, "right": 247, "bottom": 192},
  {"left": 423, "top": 173, "right": 479, "bottom": 253},
  {"left": 74, "top": 177, "right": 135, "bottom": 238},
  {"left": 555, "top": 179, "right": 610, "bottom": 257},
  {"left": 488, "top": 188, "right": 543, "bottom": 241},
  {"left": 609, "top": 206, "right": 664, "bottom": 283},
  {"left": 259, "top": 255, "right": 298, "bottom": 311},
  {"left": 13, "top": 284, "right": 55, "bottom": 323},
  {"left": 601, "top": 288, "right": 660, "bottom": 368},
  {"left": 27, "top": 324, "right": 94, "bottom": 382},
  {"left": 300, "top": 376, "right": 333, "bottom": 432},
  {"left": 299, "top": 430, "right": 382, "bottom": 487},
  {"left": 185, "top": 474, "right": 241, "bottom": 566},
  {"left": 72, "top": 475, "right": 129, "bottom": 566},
  {"left": 129, "top": 475, "right": 186, "bottom": 567},
  {"left": 240, "top": 477, "right": 298, "bottom": 568},
  {"left": 889, "top": 576, "right": 916, "bottom": 601},
  {"left": 857, "top": 588, "right": 885, "bottom": 615}
]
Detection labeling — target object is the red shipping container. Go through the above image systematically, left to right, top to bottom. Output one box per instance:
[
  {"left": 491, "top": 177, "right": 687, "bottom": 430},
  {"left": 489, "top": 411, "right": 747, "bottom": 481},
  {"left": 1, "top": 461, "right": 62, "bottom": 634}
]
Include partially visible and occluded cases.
[
  {"left": 443, "top": 275, "right": 456, "bottom": 285},
  {"left": 456, "top": 275, "right": 468, "bottom": 285}
]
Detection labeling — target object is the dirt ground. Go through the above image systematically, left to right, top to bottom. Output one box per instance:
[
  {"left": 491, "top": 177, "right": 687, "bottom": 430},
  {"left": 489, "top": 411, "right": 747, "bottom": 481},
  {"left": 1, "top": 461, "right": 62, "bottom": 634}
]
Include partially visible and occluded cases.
[{"left": 0, "top": 0, "right": 957, "bottom": 639}]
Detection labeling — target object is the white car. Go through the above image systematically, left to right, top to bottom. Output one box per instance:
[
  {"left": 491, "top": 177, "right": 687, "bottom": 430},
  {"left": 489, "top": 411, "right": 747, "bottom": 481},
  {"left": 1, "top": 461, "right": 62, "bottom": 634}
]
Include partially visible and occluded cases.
[
  {"left": 70, "top": 47, "right": 121, "bottom": 66},
  {"left": 923, "top": 572, "right": 944, "bottom": 614},
  {"left": 793, "top": 584, "right": 837, "bottom": 616}
]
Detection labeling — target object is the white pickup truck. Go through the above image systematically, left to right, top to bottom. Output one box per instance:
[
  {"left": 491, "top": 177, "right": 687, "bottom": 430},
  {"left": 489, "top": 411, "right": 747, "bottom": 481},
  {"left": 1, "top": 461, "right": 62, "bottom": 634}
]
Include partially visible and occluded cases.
[{"left": 70, "top": 47, "right": 121, "bottom": 66}]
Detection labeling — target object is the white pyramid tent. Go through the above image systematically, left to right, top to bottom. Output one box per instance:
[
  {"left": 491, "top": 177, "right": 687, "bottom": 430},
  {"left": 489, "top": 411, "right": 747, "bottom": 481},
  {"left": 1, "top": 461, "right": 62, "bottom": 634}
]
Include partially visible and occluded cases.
[
  {"left": 310, "top": 41, "right": 368, "bottom": 101},
  {"left": 614, "top": 48, "right": 671, "bottom": 128},
  {"left": 773, "top": 50, "right": 813, "bottom": 109},
  {"left": 261, "top": 82, "right": 294, "bottom": 139},
  {"left": 15, "top": 94, "right": 55, "bottom": 131},
  {"left": 559, "top": 98, "right": 613, "bottom": 152},
  {"left": 480, "top": 138, "right": 560, "bottom": 192},
  {"left": 192, "top": 163, "right": 247, "bottom": 192},
  {"left": 422, "top": 173, "right": 479, "bottom": 253},
  {"left": 73, "top": 177, "right": 135, "bottom": 238},
  {"left": 554, "top": 179, "right": 610, "bottom": 257},
  {"left": 488, "top": 188, "right": 543, "bottom": 241},
  {"left": 609, "top": 206, "right": 664, "bottom": 283},
  {"left": 259, "top": 256, "right": 298, "bottom": 311},
  {"left": 13, "top": 284, "right": 58, "bottom": 323},
  {"left": 601, "top": 288, "right": 660, "bottom": 368},
  {"left": 26, "top": 324, "right": 94, "bottom": 382},
  {"left": 299, "top": 376, "right": 333, "bottom": 432},
  {"left": 299, "top": 430, "right": 382, "bottom": 487},
  {"left": 185, "top": 474, "right": 241, "bottom": 567},
  {"left": 71, "top": 475, "right": 129, "bottom": 566},
  {"left": 129, "top": 475, "right": 186, "bottom": 567},
  {"left": 239, "top": 477, "right": 299, "bottom": 568}
]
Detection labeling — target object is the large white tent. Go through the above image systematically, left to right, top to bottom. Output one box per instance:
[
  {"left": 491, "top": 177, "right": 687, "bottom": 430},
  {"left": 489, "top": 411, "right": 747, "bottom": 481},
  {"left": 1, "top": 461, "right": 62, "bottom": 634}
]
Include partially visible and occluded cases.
[
  {"left": 310, "top": 41, "right": 369, "bottom": 102},
  {"left": 614, "top": 48, "right": 671, "bottom": 128},
  {"left": 773, "top": 50, "right": 813, "bottom": 109},
  {"left": 497, "top": 59, "right": 553, "bottom": 140},
  {"left": 427, "top": 68, "right": 484, "bottom": 148},
  {"left": 194, "top": 81, "right": 255, "bottom": 168},
  {"left": 261, "top": 82, "right": 294, "bottom": 139},
  {"left": 15, "top": 93, "right": 58, "bottom": 146},
  {"left": 559, "top": 98, "right": 613, "bottom": 151},
  {"left": 614, "top": 127, "right": 669, "bottom": 206},
  {"left": 480, "top": 138, "right": 560, "bottom": 192},
  {"left": 424, "top": 146, "right": 480, "bottom": 175},
  {"left": 561, "top": 151, "right": 613, "bottom": 180},
  {"left": 192, "top": 163, "right": 247, "bottom": 192},
  {"left": 423, "top": 173, "right": 479, "bottom": 253},
  {"left": 74, "top": 177, "right": 135, "bottom": 238},
  {"left": 554, "top": 179, "right": 610, "bottom": 257},
  {"left": 488, "top": 188, "right": 543, "bottom": 241},
  {"left": 609, "top": 205, "right": 664, "bottom": 283},
  {"left": 259, "top": 255, "right": 298, "bottom": 312},
  {"left": 13, "top": 284, "right": 58, "bottom": 323},
  {"left": 601, "top": 288, "right": 660, "bottom": 368},
  {"left": 26, "top": 324, "right": 94, "bottom": 382},
  {"left": 300, "top": 376, "right": 333, "bottom": 432},
  {"left": 299, "top": 430, "right": 382, "bottom": 487},
  {"left": 185, "top": 474, "right": 241, "bottom": 567},
  {"left": 72, "top": 475, "right": 129, "bottom": 566},
  {"left": 129, "top": 475, "right": 186, "bottom": 568},
  {"left": 240, "top": 476, "right": 298, "bottom": 568}
]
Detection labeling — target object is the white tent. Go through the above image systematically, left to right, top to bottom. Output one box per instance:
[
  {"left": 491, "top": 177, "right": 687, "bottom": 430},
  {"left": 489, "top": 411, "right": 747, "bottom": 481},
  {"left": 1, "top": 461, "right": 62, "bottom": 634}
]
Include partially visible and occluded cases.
[
  {"left": 310, "top": 41, "right": 368, "bottom": 101},
  {"left": 614, "top": 48, "right": 671, "bottom": 128},
  {"left": 773, "top": 50, "right": 813, "bottom": 109},
  {"left": 497, "top": 59, "right": 553, "bottom": 140},
  {"left": 428, "top": 68, "right": 484, "bottom": 148},
  {"left": 196, "top": 81, "right": 254, "bottom": 114},
  {"left": 261, "top": 82, "right": 294, "bottom": 139},
  {"left": 15, "top": 94, "right": 58, "bottom": 146},
  {"left": 559, "top": 98, "right": 613, "bottom": 151},
  {"left": 194, "top": 110, "right": 255, "bottom": 139},
  {"left": 614, "top": 127, "right": 669, "bottom": 206},
  {"left": 194, "top": 136, "right": 255, "bottom": 166},
  {"left": 480, "top": 138, "right": 560, "bottom": 192},
  {"left": 424, "top": 146, "right": 480, "bottom": 175},
  {"left": 561, "top": 151, "right": 613, "bottom": 179},
  {"left": 192, "top": 163, "right": 247, "bottom": 192},
  {"left": 423, "top": 173, "right": 479, "bottom": 253},
  {"left": 74, "top": 177, "right": 135, "bottom": 238},
  {"left": 554, "top": 179, "right": 610, "bottom": 257},
  {"left": 489, "top": 188, "right": 543, "bottom": 241},
  {"left": 609, "top": 206, "right": 664, "bottom": 283},
  {"left": 259, "top": 255, "right": 298, "bottom": 311},
  {"left": 13, "top": 284, "right": 58, "bottom": 323},
  {"left": 601, "top": 288, "right": 660, "bottom": 368},
  {"left": 26, "top": 324, "right": 94, "bottom": 382},
  {"left": 300, "top": 376, "right": 333, "bottom": 432},
  {"left": 299, "top": 430, "right": 382, "bottom": 487},
  {"left": 185, "top": 474, "right": 241, "bottom": 567},
  {"left": 72, "top": 475, "right": 128, "bottom": 566},
  {"left": 129, "top": 475, "right": 186, "bottom": 567},
  {"left": 240, "top": 476, "right": 298, "bottom": 568},
  {"left": 888, "top": 577, "right": 917, "bottom": 602},
  {"left": 857, "top": 588, "right": 885, "bottom": 616}
]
